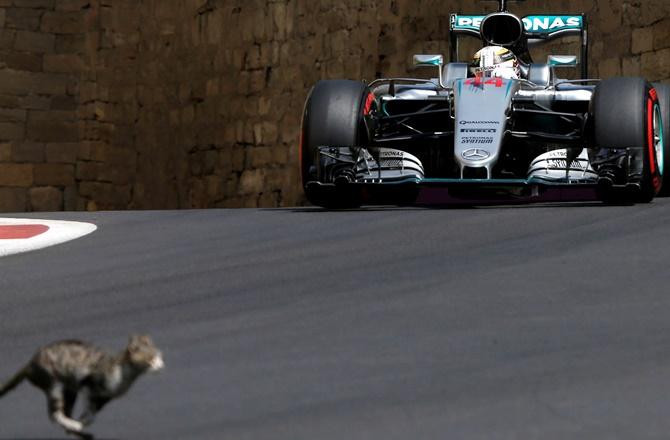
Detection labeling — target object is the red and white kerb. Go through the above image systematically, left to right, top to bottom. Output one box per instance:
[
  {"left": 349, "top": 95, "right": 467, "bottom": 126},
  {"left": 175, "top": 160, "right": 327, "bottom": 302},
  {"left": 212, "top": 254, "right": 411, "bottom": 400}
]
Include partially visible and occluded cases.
[{"left": 0, "top": 218, "right": 97, "bottom": 257}]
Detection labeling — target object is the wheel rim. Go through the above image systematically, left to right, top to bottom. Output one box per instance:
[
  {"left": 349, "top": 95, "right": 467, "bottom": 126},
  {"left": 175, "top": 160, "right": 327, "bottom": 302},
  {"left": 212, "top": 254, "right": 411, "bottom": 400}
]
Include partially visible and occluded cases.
[
  {"left": 647, "top": 90, "right": 663, "bottom": 195},
  {"left": 654, "top": 102, "right": 664, "bottom": 176}
]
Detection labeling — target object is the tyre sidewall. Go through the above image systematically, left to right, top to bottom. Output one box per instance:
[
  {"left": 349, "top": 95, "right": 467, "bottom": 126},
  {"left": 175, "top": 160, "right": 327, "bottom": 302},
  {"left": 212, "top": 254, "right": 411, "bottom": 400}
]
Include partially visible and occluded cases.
[
  {"left": 592, "top": 77, "right": 662, "bottom": 203},
  {"left": 300, "top": 80, "right": 368, "bottom": 188},
  {"left": 652, "top": 82, "right": 670, "bottom": 195},
  {"left": 640, "top": 86, "right": 664, "bottom": 201}
]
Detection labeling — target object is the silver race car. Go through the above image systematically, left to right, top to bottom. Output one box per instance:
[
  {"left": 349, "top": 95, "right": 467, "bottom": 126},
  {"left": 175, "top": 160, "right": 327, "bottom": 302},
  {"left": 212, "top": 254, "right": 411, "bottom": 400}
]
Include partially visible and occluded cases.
[{"left": 300, "top": 0, "right": 670, "bottom": 207}]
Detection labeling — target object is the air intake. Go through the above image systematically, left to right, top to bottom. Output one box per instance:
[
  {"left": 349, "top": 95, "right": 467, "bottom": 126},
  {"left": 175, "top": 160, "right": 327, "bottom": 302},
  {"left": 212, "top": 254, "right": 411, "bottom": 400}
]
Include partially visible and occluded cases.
[{"left": 480, "top": 13, "right": 524, "bottom": 47}]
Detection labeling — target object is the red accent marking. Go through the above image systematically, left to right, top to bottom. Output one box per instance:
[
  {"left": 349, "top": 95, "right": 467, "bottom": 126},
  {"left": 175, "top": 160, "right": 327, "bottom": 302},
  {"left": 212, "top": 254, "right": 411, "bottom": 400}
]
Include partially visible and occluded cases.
[
  {"left": 465, "top": 77, "right": 503, "bottom": 88},
  {"left": 650, "top": 88, "right": 658, "bottom": 101},
  {"left": 363, "top": 92, "right": 375, "bottom": 116},
  {"left": 648, "top": 96, "right": 657, "bottom": 176},
  {"left": 0, "top": 224, "right": 49, "bottom": 239}
]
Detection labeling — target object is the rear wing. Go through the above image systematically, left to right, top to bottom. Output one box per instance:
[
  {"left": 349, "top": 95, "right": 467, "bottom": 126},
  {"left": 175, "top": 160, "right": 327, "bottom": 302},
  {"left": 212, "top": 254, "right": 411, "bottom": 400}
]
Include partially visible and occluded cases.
[{"left": 449, "top": 14, "right": 588, "bottom": 78}]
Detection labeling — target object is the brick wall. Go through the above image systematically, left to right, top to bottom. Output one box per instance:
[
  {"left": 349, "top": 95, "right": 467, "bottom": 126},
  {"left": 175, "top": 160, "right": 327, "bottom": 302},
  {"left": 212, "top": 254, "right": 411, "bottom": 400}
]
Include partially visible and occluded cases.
[
  {"left": 0, "top": 0, "right": 669, "bottom": 211},
  {"left": 0, "top": 0, "right": 94, "bottom": 211}
]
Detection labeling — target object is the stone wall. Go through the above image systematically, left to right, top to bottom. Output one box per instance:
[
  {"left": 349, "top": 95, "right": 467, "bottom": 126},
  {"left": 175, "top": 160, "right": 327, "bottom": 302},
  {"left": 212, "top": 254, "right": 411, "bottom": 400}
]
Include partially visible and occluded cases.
[
  {"left": 0, "top": 0, "right": 669, "bottom": 211},
  {"left": 0, "top": 0, "right": 94, "bottom": 211}
]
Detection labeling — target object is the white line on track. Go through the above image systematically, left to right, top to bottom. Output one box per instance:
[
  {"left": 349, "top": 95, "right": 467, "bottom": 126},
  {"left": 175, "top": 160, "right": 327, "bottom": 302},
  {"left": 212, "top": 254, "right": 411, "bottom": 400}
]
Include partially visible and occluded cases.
[{"left": 0, "top": 218, "right": 97, "bottom": 258}]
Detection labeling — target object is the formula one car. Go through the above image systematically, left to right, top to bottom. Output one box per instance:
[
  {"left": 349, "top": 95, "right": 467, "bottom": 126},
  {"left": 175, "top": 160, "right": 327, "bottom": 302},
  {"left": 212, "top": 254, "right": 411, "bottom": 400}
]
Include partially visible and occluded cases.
[{"left": 300, "top": 0, "right": 670, "bottom": 207}]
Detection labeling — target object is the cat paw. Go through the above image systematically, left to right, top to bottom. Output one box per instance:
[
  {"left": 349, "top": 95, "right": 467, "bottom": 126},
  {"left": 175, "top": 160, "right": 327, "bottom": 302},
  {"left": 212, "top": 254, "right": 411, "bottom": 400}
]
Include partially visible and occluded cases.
[
  {"left": 55, "top": 413, "right": 84, "bottom": 432},
  {"left": 67, "top": 419, "right": 84, "bottom": 431}
]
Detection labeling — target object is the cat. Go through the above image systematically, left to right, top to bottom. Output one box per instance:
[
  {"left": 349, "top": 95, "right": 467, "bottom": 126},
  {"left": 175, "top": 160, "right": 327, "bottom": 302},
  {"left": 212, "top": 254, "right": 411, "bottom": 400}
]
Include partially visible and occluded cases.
[{"left": 0, "top": 334, "right": 164, "bottom": 439}]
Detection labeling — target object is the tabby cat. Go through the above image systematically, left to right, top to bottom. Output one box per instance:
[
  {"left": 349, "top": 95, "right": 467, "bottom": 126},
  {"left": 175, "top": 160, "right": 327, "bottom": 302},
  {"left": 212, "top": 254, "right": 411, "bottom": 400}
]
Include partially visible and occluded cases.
[{"left": 0, "top": 334, "right": 164, "bottom": 439}]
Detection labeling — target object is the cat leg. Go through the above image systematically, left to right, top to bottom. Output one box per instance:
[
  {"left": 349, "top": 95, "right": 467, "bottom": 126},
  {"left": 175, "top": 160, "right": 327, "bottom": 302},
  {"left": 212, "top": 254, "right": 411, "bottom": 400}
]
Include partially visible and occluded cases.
[
  {"left": 47, "top": 385, "right": 84, "bottom": 433},
  {"left": 64, "top": 389, "right": 78, "bottom": 418},
  {"left": 57, "top": 390, "right": 95, "bottom": 440},
  {"left": 80, "top": 396, "right": 110, "bottom": 426}
]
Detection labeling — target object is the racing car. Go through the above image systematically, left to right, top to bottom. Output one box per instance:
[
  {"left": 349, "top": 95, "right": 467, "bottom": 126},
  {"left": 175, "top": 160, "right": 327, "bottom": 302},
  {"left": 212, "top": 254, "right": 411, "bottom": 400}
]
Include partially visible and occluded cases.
[{"left": 300, "top": 0, "right": 670, "bottom": 207}]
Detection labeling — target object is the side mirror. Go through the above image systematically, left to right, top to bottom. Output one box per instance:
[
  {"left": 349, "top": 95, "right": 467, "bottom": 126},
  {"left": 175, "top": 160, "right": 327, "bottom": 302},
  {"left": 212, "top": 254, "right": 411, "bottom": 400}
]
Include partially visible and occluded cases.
[
  {"left": 413, "top": 54, "right": 445, "bottom": 88},
  {"left": 413, "top": 54, "right": 444, "bottom": 68},
  {"left": 547, "top": 55, "right": 578, "bottom": 67}
]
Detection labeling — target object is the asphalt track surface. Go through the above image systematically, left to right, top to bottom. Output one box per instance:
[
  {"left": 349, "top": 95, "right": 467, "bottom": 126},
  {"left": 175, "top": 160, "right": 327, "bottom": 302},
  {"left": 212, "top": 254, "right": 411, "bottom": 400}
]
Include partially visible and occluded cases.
[{"left": 2, "top": 202, "right": 670, "bottom": 439}]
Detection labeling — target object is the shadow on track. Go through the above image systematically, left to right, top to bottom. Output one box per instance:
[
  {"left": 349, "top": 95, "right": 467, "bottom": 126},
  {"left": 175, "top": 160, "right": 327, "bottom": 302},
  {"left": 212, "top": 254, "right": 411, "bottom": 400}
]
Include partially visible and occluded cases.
[{"left": 279, "top": 200, "right": 606, "bottom": 213}]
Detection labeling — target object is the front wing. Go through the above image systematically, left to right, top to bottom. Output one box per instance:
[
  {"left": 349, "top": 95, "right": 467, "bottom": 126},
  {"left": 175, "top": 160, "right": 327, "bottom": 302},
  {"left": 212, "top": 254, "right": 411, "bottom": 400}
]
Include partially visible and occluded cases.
[{"left": 305, "top": 178, "right": 601, "bottom": 207}]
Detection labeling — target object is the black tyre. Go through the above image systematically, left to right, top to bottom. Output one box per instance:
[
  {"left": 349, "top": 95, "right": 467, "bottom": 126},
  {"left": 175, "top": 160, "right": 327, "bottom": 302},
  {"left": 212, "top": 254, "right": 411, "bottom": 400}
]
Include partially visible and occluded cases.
[
  {"left": 592, "top": 77, "right": 663, "bottom": 204},
  {"left": 300, "top": 80, "right": 368, "bottom": 207},
  {"left": 653, "top": 82, "right": 670, "bottom": 196}
]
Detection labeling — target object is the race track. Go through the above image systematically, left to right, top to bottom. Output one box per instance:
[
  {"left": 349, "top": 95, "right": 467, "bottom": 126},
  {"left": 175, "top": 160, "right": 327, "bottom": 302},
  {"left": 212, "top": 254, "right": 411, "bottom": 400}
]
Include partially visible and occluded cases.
[{"left": 2, "top": 203, "right": 670, "bottom": 439}]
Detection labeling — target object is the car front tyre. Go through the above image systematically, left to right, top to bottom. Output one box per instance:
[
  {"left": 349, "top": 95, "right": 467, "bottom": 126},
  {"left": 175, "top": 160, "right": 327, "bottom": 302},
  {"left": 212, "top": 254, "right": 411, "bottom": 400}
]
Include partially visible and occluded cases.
[
  {"left": 592, "top": 77, "right": 663, "bottom": 204},
  {"left": 300, "top": 80, "right": 368, "bottom": 208}
]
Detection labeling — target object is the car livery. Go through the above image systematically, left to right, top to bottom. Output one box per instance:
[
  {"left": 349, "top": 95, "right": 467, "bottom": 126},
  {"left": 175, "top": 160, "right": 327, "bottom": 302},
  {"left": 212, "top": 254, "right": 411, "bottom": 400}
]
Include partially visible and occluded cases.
[
  {"left": 300, "top": 0, "right": 670, "bottom": 208},
  {"left": 451, "top": 15, "right": 583, "bottom": 34}
]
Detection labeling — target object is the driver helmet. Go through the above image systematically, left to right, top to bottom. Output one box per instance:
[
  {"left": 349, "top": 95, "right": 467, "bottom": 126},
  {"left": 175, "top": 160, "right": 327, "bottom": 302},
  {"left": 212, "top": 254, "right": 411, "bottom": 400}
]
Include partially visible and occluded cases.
[{"left": 471, "top": 46, "right": 520, "bottom": 79}]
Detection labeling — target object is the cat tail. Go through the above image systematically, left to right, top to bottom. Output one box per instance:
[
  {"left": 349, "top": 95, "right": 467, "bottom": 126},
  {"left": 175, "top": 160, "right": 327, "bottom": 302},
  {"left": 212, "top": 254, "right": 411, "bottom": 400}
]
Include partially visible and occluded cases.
[{"left": 0, "top": 365, "right": 29, "bottom": 397}]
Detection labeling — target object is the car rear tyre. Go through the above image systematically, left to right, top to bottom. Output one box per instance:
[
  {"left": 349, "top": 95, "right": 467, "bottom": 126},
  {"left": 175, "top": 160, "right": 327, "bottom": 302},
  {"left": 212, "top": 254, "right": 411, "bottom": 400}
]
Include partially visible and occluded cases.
[
  {"left": 592, "top": 77, "right": 663, "bottom": 204},
  {"left": 301, "top": 80, "right": 368, "bottom": 208}
]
